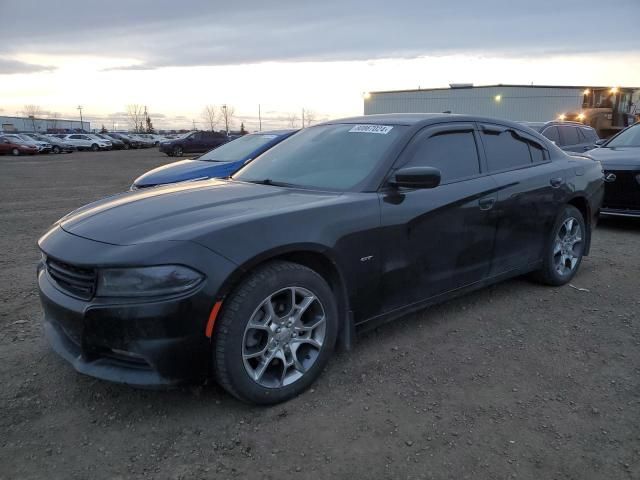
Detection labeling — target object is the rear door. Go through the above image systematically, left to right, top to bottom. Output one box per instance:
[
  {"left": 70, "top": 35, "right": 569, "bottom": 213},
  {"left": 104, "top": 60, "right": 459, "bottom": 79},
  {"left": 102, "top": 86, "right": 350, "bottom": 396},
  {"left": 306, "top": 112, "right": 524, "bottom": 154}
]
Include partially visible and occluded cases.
[
  {"left": 377, "top": 122, "right": 499, "bottom": 313},
  {"left": 478, "top": 123, "right": 564, "bottom": 276},
  {"left": 184, "top": 132, "right": 202, "bottom": 153}
]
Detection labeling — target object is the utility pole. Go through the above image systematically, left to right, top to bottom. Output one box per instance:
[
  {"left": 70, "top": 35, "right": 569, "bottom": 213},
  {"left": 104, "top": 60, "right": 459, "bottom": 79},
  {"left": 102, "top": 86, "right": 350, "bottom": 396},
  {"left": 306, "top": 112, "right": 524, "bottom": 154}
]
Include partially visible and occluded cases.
[
  {"left": 222, "top": 104, "right": 229, "bottom": 134},
  {"left": 258, "top": 104, "right": 262, "bottom": 131},
  {"left": 77, "top": 105, "right": 84, "bottom": 132},
  {"left": 302, "top": 108, "right": 305, "bottom": 128},
  {"left": 192, "top": 119, "right": 196, "bottom": 130}
]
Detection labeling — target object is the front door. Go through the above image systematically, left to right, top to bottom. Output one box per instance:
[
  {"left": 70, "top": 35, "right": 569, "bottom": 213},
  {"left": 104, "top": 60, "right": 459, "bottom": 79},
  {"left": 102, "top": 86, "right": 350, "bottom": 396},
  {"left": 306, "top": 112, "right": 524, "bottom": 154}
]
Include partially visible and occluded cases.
[{"left": 377, "top": 123, "right": 498, "bottom": 314}]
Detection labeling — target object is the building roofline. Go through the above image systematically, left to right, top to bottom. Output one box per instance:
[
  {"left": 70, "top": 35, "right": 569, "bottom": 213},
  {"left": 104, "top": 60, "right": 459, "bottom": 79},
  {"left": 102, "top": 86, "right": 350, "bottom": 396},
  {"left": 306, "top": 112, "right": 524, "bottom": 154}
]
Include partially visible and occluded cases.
[
  {"left": 368, "top": 84, "right": 640, "bottom": 95},
  {"left": 0, "top": 115, "right": 85, "bottom": 123}
]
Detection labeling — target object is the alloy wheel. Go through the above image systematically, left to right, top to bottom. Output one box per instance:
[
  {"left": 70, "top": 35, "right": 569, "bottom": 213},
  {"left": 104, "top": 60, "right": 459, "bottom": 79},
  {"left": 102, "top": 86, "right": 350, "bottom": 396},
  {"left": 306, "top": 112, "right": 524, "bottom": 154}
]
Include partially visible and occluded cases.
[
  {"left": 11, "top": 148, "right": 20, "bottom": 156},
  {"left": 553, "top": 217, "right": 582, "bottom": 276},
  {"left": 242, "top": 286, "right": 326, "bottom": 388}
]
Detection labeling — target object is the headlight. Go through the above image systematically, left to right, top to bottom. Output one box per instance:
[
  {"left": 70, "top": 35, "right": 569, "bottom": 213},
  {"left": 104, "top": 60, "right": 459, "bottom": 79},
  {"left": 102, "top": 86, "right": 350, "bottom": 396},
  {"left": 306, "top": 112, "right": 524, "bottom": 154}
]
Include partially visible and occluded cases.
[{"left": 96, "top": 265, "right": 204, "bottom": 297}]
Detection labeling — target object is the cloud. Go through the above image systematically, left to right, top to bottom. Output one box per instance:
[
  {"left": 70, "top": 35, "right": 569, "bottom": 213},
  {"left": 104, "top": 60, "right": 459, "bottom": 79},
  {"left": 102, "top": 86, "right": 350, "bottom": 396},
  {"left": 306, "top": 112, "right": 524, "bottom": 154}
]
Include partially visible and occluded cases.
[
  {"left": 0, "top": 0, "right": 638, "bottom": 69},
  {"left": 0, "top": 58, "right": 56, "bottom": 74},
  {"left": 101, "top": 64, "right": 157, "bottom": 72}
]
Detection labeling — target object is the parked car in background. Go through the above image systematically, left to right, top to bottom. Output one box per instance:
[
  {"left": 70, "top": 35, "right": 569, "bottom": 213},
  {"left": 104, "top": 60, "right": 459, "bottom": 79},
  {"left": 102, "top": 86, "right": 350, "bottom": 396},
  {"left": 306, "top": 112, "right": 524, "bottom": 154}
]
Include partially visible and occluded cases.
[
  {"left": 37, "top": 114, "right": 603, "bottom": 404},
  {"left": 520, "top": 121, "right": 600, "bottom": 153},
  {"left": 586, "top": 122, "right": 640, "bottom": 217},
  {"left": 132, "top": 130, "right": 297, "bottom": 189},
  {"left": 159, "top": 130, "right": 228, "bottom": 157},
  {"left": 3, "top": 133, "right": 52, "bottom": 153},
  {"left": 25, "top": 133, "right": 75, "bottom": 154},
  {"left": 93, "top": 133, "right": 125, "bottom": 150},
  {"left": 104, "top": 133, "right": 143, "bottom": 149},
  {"left": 137, "top": 133, "right": 168, "bottom": 146},
  {"left": 62, "top": 134, "right": 110, "bottom": 151},
  {"left": 87, "top": 134, "right": 112, "bottom": 150},
  {"left": 128, "top": 134, "right": 154, "bottom": 148},
  {"left": 0, "top": 135, "right": 38, "bottom": 155}
]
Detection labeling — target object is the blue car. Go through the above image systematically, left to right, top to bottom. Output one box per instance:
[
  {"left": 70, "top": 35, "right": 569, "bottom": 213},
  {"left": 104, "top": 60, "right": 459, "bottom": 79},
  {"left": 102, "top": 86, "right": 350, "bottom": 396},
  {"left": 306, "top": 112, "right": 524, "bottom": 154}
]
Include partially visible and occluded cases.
[{"left": 132, "top": 130, "right": 297, "bottom": 189}]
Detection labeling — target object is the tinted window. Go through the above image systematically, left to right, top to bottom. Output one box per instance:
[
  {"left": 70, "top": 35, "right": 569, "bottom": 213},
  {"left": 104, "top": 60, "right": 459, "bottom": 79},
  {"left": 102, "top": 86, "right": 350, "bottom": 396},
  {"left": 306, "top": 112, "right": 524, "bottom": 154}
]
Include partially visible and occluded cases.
[
  {"left": 234, "top": 123, "right": 408, "bottom": 191},
  {"left": 541, "top": 126, "right": 560, "bottom": 144},
  {"left": 559, "top": 126, "right": 580, "bottom": 146},
  {"left": 481, "top": 129, "right": 532, "bottom": 172},
  {"left": 403, "top": 130, "right": 480, "bottom": 182},
  {"left": 70, "top": 135, "right": 81, "bottom": 139},
  {"left": 528, "top": 142, "right": 546, "bottom": 163}
]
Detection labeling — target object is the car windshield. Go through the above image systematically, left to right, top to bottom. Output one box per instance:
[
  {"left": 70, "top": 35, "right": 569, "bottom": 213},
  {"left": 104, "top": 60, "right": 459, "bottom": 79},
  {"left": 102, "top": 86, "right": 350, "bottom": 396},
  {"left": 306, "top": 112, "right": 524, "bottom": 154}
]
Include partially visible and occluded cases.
[
  {"left": 233, "top": 123, "right": 406, "bottom": 190},
  {"left": 606, "top": 123, "right": 640, "bottom": 147},
  {"left": 198, "top": 134, "right": 280, "bottom": 162}
]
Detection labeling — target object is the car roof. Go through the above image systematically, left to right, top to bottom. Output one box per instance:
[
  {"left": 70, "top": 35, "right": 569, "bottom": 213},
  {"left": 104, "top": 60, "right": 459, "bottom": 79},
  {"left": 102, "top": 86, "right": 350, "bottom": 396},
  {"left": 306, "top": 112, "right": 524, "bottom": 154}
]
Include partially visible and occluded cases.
[
  {"left": 520, "top": 120, "right": 594, "bottom": 129},
  {"left": 252, "top": 129, "right": 298, "bottom": 135}
]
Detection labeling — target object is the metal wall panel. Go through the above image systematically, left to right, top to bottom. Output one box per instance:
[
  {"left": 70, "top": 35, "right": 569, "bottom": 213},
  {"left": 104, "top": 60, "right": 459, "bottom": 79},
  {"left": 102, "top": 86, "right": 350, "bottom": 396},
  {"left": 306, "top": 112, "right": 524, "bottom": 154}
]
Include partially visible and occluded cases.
[
  {"left": 364, "top": 86, "right": 584, "bottom": 122},
  {"left": 0, "top": 116, "right": 89, "bottom": 132}
]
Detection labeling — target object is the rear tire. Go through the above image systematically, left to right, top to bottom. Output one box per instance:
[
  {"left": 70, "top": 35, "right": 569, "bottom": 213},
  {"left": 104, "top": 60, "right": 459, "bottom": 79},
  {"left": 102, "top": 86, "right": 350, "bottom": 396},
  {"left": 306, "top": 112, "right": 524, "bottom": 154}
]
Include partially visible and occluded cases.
[
  {"left": 533, "top": 205, "right": 586, "bottom": 286},
  {"left": 214, "top": 261, "right": 338, "bottom": 405}
]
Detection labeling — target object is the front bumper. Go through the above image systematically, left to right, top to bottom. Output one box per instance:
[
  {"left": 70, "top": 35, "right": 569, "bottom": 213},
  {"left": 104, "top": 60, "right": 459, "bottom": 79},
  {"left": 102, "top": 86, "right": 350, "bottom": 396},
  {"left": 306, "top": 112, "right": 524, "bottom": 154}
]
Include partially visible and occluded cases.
[
  {"left": 37, "top": 227, "right": 238, "bottom": 388},
  {"left": 39, "top": 267, "right": 210, "bottom": 387}
]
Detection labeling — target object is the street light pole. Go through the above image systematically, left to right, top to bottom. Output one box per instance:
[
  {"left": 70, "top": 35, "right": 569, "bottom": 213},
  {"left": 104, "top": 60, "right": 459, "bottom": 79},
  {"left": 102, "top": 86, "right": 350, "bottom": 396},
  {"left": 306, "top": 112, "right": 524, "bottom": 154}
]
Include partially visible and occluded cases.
[
  {"left": 222, "top": 104, "right": 229, "bottom": 134},
  {"left": 258, "top": 104, "right": 262, "bottom": 131},
  {"left": 77, "top": 105, "right": 84, "bottom": 132}
]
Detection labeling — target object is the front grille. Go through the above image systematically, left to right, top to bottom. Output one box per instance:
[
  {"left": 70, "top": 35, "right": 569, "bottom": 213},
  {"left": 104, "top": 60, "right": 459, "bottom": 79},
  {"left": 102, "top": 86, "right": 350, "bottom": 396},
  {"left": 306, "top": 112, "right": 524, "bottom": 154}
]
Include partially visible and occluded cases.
[
  {"left": 603, "top": 169, "right": 640, "bottom": 209},
  {"left": 46, "top": 257, "right": 97, "bottom": 300}
]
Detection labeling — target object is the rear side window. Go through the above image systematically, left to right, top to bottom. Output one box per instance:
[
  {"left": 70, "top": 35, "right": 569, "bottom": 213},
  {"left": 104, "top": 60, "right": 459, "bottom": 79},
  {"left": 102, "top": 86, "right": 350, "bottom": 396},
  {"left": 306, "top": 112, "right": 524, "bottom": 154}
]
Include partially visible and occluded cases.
[
  {"left": 541, "top": 126, "right": 560, "bottom": 144},
  {"left": 559, "top": 126, "right": 580, "bottom": 146},
  {"left": 579, "top": 127, "right": 598, "bottom": 142},
  {"left": 481, "top": 129, "right": 532, "bottom": 172},
  {"left": 403, "top": 130, "right": 480, "bottom": 183},
  {"left": 528, "top": 142, "right": 546, "bottom": 163}
]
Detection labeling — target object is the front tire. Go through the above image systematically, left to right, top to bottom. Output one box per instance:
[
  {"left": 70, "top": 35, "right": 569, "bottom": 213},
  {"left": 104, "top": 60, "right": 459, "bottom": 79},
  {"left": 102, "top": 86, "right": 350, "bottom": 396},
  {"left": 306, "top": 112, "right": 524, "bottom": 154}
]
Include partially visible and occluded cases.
[
  {"left": 91, "top": 143, "right": 99, "bottom": 152},
  {"left": 52, "top": 146, "right": 61, "bottom": 154},
  {"left": 173, "top": 146, "right": 183, "bottom": 156},
  {"left": 11, "top": 148, "right": 20, "bottom": 156},
  {"left": 533, "top": 205, "right": 586, "bottom": 286},
  {"left": 214, "top": 261, "right": 338, "bottom": 405}
]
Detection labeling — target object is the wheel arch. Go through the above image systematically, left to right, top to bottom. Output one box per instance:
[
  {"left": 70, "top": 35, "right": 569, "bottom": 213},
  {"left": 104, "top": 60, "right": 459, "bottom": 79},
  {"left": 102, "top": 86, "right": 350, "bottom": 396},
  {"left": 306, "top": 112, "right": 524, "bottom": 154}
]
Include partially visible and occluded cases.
[
  {"left": 566, "top": 194, "right": 592, "bottom": 255},
  {"left": 214, "top": 244, "right": 353, "bottom": 349}
]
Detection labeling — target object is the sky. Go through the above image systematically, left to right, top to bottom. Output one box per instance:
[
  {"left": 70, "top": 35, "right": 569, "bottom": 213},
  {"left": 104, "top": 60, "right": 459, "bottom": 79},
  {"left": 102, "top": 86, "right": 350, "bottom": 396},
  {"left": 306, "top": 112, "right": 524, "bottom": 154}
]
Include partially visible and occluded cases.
[{"left": 1, "top": 0, "right": 639, "bottom": 131}]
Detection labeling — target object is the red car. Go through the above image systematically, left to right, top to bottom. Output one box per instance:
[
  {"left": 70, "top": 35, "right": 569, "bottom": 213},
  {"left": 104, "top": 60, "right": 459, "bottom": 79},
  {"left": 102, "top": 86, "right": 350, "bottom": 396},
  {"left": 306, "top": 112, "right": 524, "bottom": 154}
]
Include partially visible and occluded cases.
[{"left": 0, "top": 136, "right": 38, "bottom": 156}]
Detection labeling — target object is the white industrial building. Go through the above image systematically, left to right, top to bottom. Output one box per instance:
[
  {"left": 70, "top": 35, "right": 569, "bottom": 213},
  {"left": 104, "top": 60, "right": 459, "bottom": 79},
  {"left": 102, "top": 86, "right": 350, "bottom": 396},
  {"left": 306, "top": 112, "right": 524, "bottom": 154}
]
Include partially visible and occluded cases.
[
  {"left": 363, "top": 84, "right": 640, "bottom": 122},
  {"left": 0, "top": 115, "right": 89, "bottom": 133}
]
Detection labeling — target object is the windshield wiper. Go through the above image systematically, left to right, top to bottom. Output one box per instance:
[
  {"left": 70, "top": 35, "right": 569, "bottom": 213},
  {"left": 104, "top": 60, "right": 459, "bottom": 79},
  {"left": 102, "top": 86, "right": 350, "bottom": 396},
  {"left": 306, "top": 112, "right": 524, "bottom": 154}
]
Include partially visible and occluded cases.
[{"left": 244, "top": 179, "right": 301, "bottom": 188}]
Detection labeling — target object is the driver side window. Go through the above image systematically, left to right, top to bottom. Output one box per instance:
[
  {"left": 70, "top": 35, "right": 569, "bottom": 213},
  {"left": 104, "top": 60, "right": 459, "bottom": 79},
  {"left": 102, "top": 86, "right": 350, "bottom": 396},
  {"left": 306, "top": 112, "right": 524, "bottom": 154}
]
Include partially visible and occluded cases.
[{"left": 402, "top": 129, "right": 481, "bottom": 183}]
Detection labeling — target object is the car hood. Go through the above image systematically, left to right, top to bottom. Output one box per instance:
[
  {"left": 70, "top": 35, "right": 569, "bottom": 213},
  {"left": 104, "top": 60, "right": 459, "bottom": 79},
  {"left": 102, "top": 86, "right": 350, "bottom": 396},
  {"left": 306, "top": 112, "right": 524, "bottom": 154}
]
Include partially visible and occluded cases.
[
  {"left": 586, "top": 146, "right": 640, "bottom": 167},
  {"left": 133, "top": 159, "right": 243, "bottom": 187},
  {"left": 59, "top": 179, "right": 340, "bottom": 246}
]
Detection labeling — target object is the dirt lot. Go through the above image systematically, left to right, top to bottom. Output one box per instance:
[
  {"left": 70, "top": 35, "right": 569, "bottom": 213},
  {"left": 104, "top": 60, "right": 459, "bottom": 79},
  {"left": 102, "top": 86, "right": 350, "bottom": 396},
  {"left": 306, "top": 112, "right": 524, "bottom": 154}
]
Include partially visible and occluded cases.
[{"left": 0, "top": 149, "right": 639, "bottom": 480}]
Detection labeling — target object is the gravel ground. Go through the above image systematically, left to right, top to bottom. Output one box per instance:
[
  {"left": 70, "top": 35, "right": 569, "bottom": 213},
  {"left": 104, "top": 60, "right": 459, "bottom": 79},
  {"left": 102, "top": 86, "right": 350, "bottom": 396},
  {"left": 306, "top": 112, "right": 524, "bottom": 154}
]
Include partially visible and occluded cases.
[{"left": 1, "top": 149, "right": 639, "bottom": 480}]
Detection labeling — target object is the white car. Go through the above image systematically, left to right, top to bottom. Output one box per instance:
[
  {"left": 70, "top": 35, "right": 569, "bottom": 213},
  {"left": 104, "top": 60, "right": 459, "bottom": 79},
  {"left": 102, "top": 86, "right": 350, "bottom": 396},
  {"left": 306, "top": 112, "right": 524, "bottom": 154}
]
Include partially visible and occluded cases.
[
  {"left": 3, "top": 133, "right": 52, "bottom": 153},
  {"left": 62, "top": 134, "right": 110, "bottom": 151}
]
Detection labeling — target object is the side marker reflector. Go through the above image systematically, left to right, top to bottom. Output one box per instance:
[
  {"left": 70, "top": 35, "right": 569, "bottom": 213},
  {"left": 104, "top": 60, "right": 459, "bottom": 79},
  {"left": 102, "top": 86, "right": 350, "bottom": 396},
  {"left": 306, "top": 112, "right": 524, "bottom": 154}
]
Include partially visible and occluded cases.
[{"left": 205, "top": 301, "right": 223, "bottom": 338}]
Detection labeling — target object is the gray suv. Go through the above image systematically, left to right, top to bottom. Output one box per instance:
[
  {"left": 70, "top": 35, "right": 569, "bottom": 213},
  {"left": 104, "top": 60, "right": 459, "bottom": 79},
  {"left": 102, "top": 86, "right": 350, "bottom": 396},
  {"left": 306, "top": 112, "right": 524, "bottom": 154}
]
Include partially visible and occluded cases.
[{"left": 520, "top": 121, "right": 600, "bottom": 153}]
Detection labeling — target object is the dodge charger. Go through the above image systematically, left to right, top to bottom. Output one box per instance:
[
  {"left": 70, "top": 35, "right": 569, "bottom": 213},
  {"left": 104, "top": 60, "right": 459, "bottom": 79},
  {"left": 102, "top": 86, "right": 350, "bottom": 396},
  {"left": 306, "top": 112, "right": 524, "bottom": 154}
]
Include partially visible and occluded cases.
[{"left": 37, "top": 114, "right": 604, "bottom": 404}]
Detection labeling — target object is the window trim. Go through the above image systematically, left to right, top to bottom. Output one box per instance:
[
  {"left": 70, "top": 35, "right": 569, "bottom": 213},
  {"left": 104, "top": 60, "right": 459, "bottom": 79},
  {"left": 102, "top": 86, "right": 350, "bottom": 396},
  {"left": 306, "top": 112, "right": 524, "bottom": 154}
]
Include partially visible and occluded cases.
[{"left": 477, "top": 122, "right": 551, "bottom": 175}]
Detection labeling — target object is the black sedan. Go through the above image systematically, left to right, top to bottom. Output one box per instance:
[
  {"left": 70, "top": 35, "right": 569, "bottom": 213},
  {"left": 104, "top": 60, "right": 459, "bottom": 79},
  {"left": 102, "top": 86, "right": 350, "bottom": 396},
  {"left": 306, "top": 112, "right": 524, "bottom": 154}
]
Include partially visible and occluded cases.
[
  {"left": 37, "top": 114, "right": 603, "bottom": 404},
  {"left": 586, "top": 122, "right": 640, "bottom": 217}
]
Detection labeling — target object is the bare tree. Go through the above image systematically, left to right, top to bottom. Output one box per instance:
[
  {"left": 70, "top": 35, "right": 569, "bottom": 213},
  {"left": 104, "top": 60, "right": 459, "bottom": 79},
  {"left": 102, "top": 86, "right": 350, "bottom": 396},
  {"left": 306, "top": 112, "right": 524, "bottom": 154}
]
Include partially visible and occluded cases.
[
  {"left": 23, "top": 104, "right": 42, "bottom": 131},
  {"left": 126, "top": 104, "right": 145, "bottom": 132},
  {"left": 201, "top": 105, "right": 218, "bottom": 131},
  {"left": 220, "top": 105, "right": 235, "bottom": 133},
  {"left": 302, "top": 109, "right": 316, "bottom": 127},
  {"left": 287, "top": 113, "right": 299, "bottom": 128}
]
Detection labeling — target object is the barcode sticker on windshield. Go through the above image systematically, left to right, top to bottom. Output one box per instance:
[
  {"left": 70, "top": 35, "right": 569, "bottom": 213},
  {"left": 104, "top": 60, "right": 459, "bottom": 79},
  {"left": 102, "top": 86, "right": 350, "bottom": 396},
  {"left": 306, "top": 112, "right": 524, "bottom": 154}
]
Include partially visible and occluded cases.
[{"left": 348, "top": 124, "right": 393, "bottom": 134}]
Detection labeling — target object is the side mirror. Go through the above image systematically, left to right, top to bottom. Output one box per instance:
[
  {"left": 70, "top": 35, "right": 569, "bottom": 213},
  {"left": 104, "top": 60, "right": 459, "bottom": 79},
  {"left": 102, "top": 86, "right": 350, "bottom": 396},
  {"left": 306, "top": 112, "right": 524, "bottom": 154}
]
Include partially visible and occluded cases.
[
  {"left": 595, "top": 139, "right": 606, "bottom": 147},
  {"left": 390, "top": 166, "right": 441, "bottom": 189}
]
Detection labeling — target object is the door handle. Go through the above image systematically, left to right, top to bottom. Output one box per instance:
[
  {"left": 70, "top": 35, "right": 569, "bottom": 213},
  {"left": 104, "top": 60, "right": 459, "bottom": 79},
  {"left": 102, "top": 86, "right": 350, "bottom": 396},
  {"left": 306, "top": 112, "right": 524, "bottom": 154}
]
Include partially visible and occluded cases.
[
  {"left": 550, "top": 177, "right": 564, "bottom": 188},
  {"left": 478, "top": 197, "right": 496, "bottom": 211}
]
